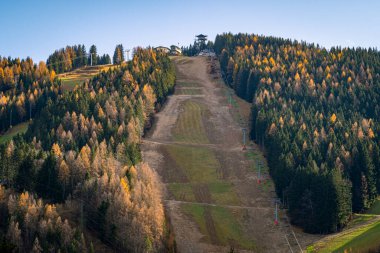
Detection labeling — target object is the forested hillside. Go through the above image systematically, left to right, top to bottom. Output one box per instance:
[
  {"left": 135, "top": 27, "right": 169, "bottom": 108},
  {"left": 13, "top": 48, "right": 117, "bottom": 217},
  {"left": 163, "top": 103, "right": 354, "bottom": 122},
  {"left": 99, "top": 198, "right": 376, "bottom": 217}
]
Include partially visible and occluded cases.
[
  {"left": 215, "top": 33, "right": 380, "bottom": 233},
  {"left": 46, "top": 44, "right": 111, "bottom": 74},
  {"left": 0, "top": 47, "right": 175, "bottom": 252},
  {"left": 0, "top": 57, "right": 61, "bottom": 133}
]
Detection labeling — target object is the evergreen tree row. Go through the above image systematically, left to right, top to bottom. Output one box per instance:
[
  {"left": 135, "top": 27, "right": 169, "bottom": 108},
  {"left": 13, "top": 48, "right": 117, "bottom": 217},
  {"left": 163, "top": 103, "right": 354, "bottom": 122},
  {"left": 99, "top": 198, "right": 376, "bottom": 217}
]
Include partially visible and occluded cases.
[
  {"left": 215, "top": 33, "right": 380, "bottom": 233},
  {"left": 46, "top": 44, "right": 111, "bottom": 74}
]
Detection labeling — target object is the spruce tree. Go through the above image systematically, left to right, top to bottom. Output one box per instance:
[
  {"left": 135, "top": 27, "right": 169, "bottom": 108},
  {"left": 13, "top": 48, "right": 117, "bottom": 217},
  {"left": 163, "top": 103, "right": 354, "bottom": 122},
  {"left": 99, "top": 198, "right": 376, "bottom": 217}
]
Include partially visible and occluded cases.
[{"left": 89, "top": 45, "right": 98, "bottom": 65}]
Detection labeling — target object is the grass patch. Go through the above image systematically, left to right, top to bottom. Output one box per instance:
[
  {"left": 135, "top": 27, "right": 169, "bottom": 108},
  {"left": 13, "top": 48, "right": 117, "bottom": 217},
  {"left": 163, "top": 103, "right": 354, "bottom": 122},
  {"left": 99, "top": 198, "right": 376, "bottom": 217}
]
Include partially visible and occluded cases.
[
  {"left": 58, "top": 65, "right": 114, "bottom": 91},
  {"left": 60, "top": 77, "right": 84, "bottom": 90},
  {"left": 176, "top": 81, "right": 200, "bottom": 87},
  {"left": 175, "top": 89, "right": 203, "bottom": 95},
  {"left": 172, "top": 100, "right": 209, "bottom": 144},
  {"left": 0, "top": 122, "right": 29, "bottom": 144},
  {"left": 165, "top": 145, "right": 218, "bottom": 183},
  {"left": 165, "top": 145, "right": 241, "bottom": 205},
  {"left": 245, "top": 151, "right": 257, "bottom": 160},
  {"left": 260, "top": 180, "right": 273, "bottom": 192},
  {"left": 168, "top": 181, "right": 240, "bottom": 205},
  {"left": 209, "top": 182, "right": 240, "bottom": 205},
  {"left": 167, "top": 183, "right": 196, "bottom": 202},
  {"left": 181, "top": 203, "right": 255, "bottom": 250},
  {"left": 181, "top": 204, "right": 209, "bottom": 240},
  {"left": 212, "top": 206, "right": 256, "bottom": 250},
  {"left": 348, "top": 214, "right": 377, "bottom": 228},
  {"left": 312, "top": 216, "right": 380, "bottom": 253},
  {"left": 334, "top": 221, "right": 380, "bottom": 253}
]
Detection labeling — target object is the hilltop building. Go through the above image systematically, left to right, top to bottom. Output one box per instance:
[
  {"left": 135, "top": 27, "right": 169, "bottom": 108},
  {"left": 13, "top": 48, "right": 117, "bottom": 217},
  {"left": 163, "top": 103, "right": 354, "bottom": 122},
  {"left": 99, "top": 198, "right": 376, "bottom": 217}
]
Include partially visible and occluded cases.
[
  {"left": 170, "top": 45, "right": 182, "bottom": 55},
  {"left": 154, "top": 46, "right": 170, "bottom": 53}
]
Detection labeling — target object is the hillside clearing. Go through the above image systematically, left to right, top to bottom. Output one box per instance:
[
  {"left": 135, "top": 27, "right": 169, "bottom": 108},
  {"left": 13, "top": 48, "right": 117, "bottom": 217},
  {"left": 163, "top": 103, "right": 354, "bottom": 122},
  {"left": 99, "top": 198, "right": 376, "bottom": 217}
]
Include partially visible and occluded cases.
[
  {"left": 141, "top": 56, "right": 318, "bottom": 252},
  {"left": 58, "top": 64, "right": 115, "bottom": 91},
  {"left": 0, "top": 122, "right": 29, "bottom": 144},
  {"left": 310, "top": 197, "right": 380, "bottom": 252},
  {"left": 181, "top": 203, "right": 256, "bottom": 250},
  {"left": 310, "top": 214, "right": 380, "bottom": 253}
]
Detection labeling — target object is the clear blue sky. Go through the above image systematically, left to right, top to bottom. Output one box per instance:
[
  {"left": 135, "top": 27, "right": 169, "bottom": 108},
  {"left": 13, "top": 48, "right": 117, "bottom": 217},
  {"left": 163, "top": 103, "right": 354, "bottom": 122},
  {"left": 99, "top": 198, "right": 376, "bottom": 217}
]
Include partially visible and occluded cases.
[{"left": 1, "top": 0, "right": 379, "bottom": 62}]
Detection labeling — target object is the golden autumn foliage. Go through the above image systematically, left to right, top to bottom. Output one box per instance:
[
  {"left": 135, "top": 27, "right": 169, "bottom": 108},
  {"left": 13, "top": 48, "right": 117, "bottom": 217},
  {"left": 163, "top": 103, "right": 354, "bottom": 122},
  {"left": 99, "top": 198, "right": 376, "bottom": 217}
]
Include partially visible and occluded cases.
[
  {"left": 0, "top": 47, "right": 175, "bottom": 252},
  {"left": 269, "top": 57, "right": 275, "bottom": 66},
  {"left": 50, "top": 70, "right": 56, "bottom": 82},
  {"left": 294, "top": 72, "right": 301, "bottom": 82},
  {"left": 308, "top": 78, "right": 315, "bottom": 88},
  {"left": 142, "top": 84, "right": 157, "bottom": 116},
  {"left": 0, "top": 94, "right": 8, "bottom": 106},
  {"left": 97, "top": 106, "right": 105, "bottom": 118},
  {"left": 330, "top": 113, "right": 337, "bottom": 124},
  {"left": 279, "top": 116, "right": 284, "bottom": 127},
  {"left": 127, "top": 117, "right": 140, "bottom": 143},
  {"left": 268, "top": 123, "right": 277, "bottom": 135},
  {"left": 358, "top": 127, "right": 364, "bottom": 139},
  {"left": 368, "top": 128, "right": 375, "bottom": 138},
  {"left": 302, "top": 141, "right": 308, "bottom": 151},
  {"left": 51, "top": 143, "right": 62, "bottom": 157},
  {"left": 78, "top": 145, "right": 91, "bottom": 170},
  {"left": 58, "top": 160, "right": 70, "bottom": 183},
  {"left": 82, "top": 161, "right": 164, "bottom": 252},
  {"left": 120, "top": 177, "right": 130, "bottom": 194},
  {"left": 0, "top": 185, "right": 5, "bottom": 202},
  {"left": 3, "top": 191, "right": 85, "bottom": 251}
]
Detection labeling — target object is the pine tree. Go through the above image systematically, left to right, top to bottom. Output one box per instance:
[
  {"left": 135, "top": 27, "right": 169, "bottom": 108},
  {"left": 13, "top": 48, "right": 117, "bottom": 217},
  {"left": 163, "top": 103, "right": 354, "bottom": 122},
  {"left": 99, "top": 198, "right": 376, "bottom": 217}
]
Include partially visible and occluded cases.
[
  {"left": 113, "top": 44, "right": 125, "bottom": 64},
  {"left": 89, "top": 45, "right": 98, "bottom": 66},
  {"left": 373, "top": 144, "right": 380, "bottom": 192},
  {"left": 15, "top": 154, "right": 36, "bottom": 191},
  {"left": 36, "top": 154, "right": 63, "bottom": 202},
  {"left": 31, "top": 237, "right": 42, "bottom": 253}
]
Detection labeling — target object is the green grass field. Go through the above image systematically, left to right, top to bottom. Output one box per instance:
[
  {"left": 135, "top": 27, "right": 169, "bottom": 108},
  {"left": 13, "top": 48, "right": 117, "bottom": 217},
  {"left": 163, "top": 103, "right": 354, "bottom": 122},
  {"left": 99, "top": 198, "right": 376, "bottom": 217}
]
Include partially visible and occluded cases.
[
  {"left": 58, "top": 65, "right": 114, "bottom": 91},
  {"left": 165, "top": 89, "right": 255, "bottom": 249},
  {"left": 164, "top": 96, "right": 249, "bottom": 249},
  {"left": 172, "top": 100, "right": 209, "bottom": 144},
  {"left": 0, "top": 122, "right": 29, "bottom": 144},
  {"left": 164, "top": 144, "right": 240, "bottom": 205},
  {"left": 165, "top": 145, "right": 219, "bottom": 183},
  {"left": 167, "top": 181, "right": 240, "bottom": 205},
  {"left": 208, "top": 182, "right": 240, "bottom": 205},
  {"left": 168, "top": 183, "right": 196, "bottom": 202},
  {"left": 309, "top": 197, "right": 380, "bottom": 253},
  {"left": 181, "top": 203, "right": 256, "bottom": 250},
  {"left": 310, "top": 214, "right": 380, "bottom": 253},
  {"left": 348, "top": 214, "right": 378, "bottom": 228}
]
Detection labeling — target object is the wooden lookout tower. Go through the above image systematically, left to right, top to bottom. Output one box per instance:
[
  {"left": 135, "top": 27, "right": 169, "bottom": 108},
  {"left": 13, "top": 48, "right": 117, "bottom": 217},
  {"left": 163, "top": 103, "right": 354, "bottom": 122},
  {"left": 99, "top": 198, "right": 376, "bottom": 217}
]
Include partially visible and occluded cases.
[
  {"left": 195, "top": 34, "right": 208, "bottom": 51},
  {"left": 196, "top": 34, "right": 208, "bottom": 44}
]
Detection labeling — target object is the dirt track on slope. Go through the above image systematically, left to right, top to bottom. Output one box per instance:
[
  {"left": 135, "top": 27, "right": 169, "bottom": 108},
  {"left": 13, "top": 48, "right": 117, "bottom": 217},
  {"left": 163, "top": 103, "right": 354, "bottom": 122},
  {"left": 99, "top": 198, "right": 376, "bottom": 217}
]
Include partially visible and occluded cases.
[{"left": 142, "top": 56, "right": 318, "bottom": 252}]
